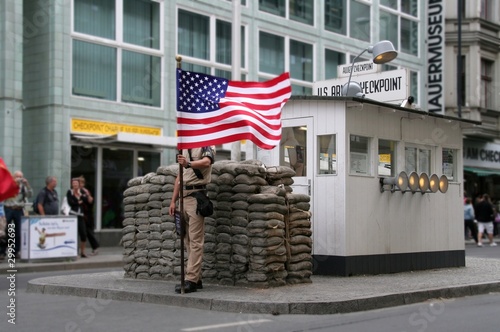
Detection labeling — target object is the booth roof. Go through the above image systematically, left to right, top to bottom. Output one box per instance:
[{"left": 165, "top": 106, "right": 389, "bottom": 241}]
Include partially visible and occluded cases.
[{"left": 290, "top": 95, "right": 480, "bottom": 128}]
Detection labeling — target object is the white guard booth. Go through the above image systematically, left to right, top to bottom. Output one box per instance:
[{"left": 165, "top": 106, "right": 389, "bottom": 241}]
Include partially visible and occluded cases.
[
  {"left": 265, "top": 96, "right": 478, "bottom": 276},
  {"left": 20, "top": 215, "right": 78, "bottom": 262}
]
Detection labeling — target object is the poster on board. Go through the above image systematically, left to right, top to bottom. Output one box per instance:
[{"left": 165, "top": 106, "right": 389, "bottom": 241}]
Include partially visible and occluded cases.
[{"left": 21, "top": 215, "right": 78, "bottom": 260}]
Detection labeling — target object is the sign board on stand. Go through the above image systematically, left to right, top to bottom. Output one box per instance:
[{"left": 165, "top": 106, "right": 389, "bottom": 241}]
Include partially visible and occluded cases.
[{"left": 20, "top": 215, "right": 78, "bottom": 261}]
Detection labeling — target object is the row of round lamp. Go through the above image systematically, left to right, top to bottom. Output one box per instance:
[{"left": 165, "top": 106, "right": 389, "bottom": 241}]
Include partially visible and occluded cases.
[{"left": 380, "top": 171, "right": 449, "bottom": 194}]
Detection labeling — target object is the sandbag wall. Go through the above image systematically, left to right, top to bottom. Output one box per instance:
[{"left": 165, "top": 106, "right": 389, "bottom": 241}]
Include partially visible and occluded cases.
[{"left": 122, "top": 160, "right": 312, "bottom": 287}]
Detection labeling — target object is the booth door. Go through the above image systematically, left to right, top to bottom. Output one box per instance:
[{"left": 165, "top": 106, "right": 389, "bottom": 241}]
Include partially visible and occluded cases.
[{"left": 281, "top": 118, "right": 313, "bottom": 195}]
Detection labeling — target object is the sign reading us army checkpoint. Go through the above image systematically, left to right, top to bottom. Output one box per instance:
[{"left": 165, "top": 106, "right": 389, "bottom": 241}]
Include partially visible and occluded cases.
[{"left": 313, "top": 68, "right": 409, "bottom": 104}]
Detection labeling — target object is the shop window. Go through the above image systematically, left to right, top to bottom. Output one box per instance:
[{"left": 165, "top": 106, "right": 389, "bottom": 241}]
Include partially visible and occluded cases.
[
  {"left": 281, "top": 127, "right": 307, "bottom": 176},
  {"left": 318, "top": 134, "right": 337, "bottom": 175},
  {"left": 350, "top": 135, "right": 371, "bottom": 175},
  {"left": 378, "top": 139, "right": 397, "bottom": 177},
  {"left": 405, "top": 146, "right": 431, "bottom": 174},
  {"left": 102, "top": 148, "right": 134, "bottom": 229},
  {"left": 442, "top": 148, "right": 457, "bottom": 182},
  {"left": 138, "top": 151, "right": 161, "bottom": 176}
]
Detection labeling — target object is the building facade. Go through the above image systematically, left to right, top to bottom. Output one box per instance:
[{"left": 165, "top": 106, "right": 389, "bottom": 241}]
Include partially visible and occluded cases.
[
  {"left": 1, "top": 0, "right": 474, "bottom": 244},
  {"left": 445, "top": 0, "right": 500, "bottom": 203}
]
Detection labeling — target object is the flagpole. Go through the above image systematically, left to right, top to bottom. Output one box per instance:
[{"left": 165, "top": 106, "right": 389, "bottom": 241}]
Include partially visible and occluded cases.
[
  {"left": 231, "top": 0, "right": 242, "bottom": 161},
  {"left": 176, "top": 55, "right": 185, "bottom": 295}
]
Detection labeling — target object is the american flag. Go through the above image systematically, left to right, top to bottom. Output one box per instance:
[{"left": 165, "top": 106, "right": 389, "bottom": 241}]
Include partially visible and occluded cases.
[{"left": 176, "top": 69, "right": 292, "bottom": 150}]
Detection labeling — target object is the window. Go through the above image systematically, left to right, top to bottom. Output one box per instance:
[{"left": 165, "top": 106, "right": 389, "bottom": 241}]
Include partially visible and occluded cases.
[
  {"left": 72, "top": 0, "right": 162, "bottom": 107},
  {"left": 259, "top": 0, "right": 286, "bottom": 17},
  {"left": 260, "top": 0, "right": 314, "bottom": 25},
  {"left": 290, "top": 0, "right": 314, "bottom": 25},
  {"left": 325, "top": 0, "right": 346, "bottom": 35},
  {"left": 325, "top": 0, "right": 371, "bottom": 41},
  {"left": 350, "top": 0, "right": 371, "bottom": 42},
  {"left": 380, "top": 0, "right": 419, "bottom": 56},
  {"left": 480, "top": 0, "right": 494, "bottom": 21},
  {"left": 178, "top": 9, "right": 246, "bottom": 78},
  {"left": 259, "top": 32, "right": 313, "bottom": 94},
  {"left": 259, "top": 32, "right": 285, "bottom": 75},
  {"left": 325, "top": 49, "right": 346, "bottom": 79},
  {"left": 459, "top": 55, "right": 466, "bottom": 106},
  {"left": 481, "top": 59, "right": 494, "bottom": 109},
  {"left": 410, "top": 70, "right": 419, "bottom": 105},
  {"left": 281, "top": 127, "right": 306, "bottom": 176},
  {"left": 318, "top": 135, "right": 337, "bottom": 175},
  {"left": 350, "top": 135, "right": 370, "bottom": 175},
  {"left": 378, "top": 139, "right": 397, "bottom": 177},
  {"left": 405, "top": 146, "right": 431, "bottom": 174},
  {"left": 442, "top": 148, "right": 456, "bottom": 182}
]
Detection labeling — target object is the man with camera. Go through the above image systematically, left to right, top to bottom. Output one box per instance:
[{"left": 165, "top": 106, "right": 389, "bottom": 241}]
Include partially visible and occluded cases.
[{"left": 1, "top": 171, "right": 32, "bottom": 259}]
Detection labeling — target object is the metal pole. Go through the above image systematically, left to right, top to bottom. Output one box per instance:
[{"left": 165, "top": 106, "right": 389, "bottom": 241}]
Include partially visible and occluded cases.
[
  {"left": 231, "top": 0, "right": 242, "bottom": 161},
  {"left": 457, "top": 0, "right": 462, "bottom": 118},
  {"left": 176, "top": 56, "right": 185, "bottom": 294}
]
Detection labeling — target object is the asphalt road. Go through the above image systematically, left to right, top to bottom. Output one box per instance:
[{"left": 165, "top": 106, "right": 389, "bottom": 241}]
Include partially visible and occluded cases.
[{"left": 0, "top": 245, "right": 498, "bottom": 332}]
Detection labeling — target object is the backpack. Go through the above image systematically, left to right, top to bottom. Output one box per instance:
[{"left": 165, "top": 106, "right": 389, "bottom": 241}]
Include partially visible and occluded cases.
[
  {"left": 32, "top": 188, "right": 46, "bottom": 214},
  {"left": 32, "top": 195, "right": 39, "bottom": 214}
]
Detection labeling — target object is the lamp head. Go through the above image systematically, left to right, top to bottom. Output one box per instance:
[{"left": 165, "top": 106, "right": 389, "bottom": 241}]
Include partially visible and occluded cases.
[
  {"left": 370, "top": 40, "right": 398, "bottom": 64},
  {"left": 342, "top": 81, "right": 365, "bottom": 97},
  {"left": 408, "top": 171, "right": 419, "bottom": 192},
  {"left": 429, "top": 174, "right": 440, "bottom": 193},
  {"left": 439, "top": 175, "right": 449, "bottom": 193}
]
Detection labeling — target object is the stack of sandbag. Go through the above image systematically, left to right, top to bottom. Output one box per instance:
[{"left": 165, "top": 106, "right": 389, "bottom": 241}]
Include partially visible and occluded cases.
[
  {"left": 230, "top": 160, "right": 268, "bottom": 285},
  {"left": 213, "top": 161, "right": 237, "bottom": 285},
  {"left": 155, "top": 165, "right": 179, "bottom": 280},
  {"left": 265, "top": 166, "right": 296, "bottom": 193},
  {"left": 201, "top": 168, "right": 219, "bottom": 283},
  {"left": 121, "top": 172, "right": 165, "bottom": 279},
  {"left": 246, "top": 189, "right": 288, "bottom": 287},
  {"left": 285, "top": 193, "right": 313, "bottom": 284}
]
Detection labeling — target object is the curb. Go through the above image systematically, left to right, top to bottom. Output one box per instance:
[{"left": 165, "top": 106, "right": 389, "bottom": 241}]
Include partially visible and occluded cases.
[{"left": 26, "top": 276, "right": 500, "bottom": 315}]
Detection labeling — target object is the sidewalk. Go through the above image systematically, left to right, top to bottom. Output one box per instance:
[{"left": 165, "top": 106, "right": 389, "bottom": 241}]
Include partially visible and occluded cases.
[
  {"left": 14, "top": 242, "right": 500, "bottom": 315},
  {"left": 0, "top": 247, "right": 123, "bottom": 273}
]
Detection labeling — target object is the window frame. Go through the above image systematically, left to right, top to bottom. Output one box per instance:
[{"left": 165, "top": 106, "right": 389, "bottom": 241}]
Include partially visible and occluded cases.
[{"left": 379, "top": 0, "right": 419, "bottom": 57}]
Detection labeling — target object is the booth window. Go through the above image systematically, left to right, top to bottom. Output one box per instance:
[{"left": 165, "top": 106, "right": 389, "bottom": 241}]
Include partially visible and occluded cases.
[
  {"left": 281, "top": 127, "right": 306, "bottom": 176},
  {"left": 318, "top": 134, "right": 337, "bottom": 175},
  {"left": 350, "top": 135, "right": 371, "bottom": 175},
  {"left": 378, "top": 139, "right": 397, "bottom": 177},
  {"left": 405, "top": 146, "right": 431, "bottom": 174},
  {"left": 442, "top": 148, "right": 457, "bottom": 182}
]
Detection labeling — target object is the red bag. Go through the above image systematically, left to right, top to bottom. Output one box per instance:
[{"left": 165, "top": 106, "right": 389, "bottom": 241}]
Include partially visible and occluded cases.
[{"left": 0, "top": 158, "right": 19, "bottom": 201}]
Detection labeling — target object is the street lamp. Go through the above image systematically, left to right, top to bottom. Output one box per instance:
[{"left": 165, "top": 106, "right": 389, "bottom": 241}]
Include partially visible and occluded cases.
[{"left": 342, "top": 40, "right": 398, "bottom": 97}]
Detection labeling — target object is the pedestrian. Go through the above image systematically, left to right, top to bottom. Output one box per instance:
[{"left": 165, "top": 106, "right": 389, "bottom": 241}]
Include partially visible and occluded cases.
[
  {"left": 169, "top": 146, "right": 215, "bottom": 293},
  {"left": 3, "top": 170, "right": 32, "bottom": 258},
  {"left": 36, "top": 176, "right": 59, "bottom": 215},
  {"left": 79, "top": 176, "right": 99, "bottom": 255},
  {"left": 67, "top": 178, "right": 88, "bottom": 258},
  {"left": 475, "top": 194, "right": 497, "bottom": 247},
  {"left": 464, "top": 197, "right": 477, "bottom": 243}
]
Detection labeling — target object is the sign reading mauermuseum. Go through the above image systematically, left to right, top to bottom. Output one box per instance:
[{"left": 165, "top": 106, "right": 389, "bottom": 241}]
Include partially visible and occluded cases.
[
  {"left": 427, "top": 0, "right": 445, "bottom": 114},
  {"left": 313, "top": 69, "right": 409, "bottom": 104}
]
